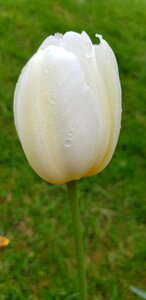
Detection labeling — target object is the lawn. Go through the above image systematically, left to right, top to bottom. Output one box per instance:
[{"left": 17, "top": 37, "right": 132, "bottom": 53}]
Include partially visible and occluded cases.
[{"left": 0, "top": 0, "right": 146, "bottom": 299}]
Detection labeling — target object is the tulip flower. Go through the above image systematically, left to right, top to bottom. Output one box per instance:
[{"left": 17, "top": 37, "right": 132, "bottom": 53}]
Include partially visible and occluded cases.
[
  {"left": 14, "top": 31, "right": 122, "bottom": 300},
  {"left": 14, "top": 31, "right": 121, "bottom": 185}
]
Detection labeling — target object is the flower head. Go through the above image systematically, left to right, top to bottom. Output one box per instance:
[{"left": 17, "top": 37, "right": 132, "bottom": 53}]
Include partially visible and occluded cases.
[{"left": 14, "top": 31, "right": 122, "bottom": 184}]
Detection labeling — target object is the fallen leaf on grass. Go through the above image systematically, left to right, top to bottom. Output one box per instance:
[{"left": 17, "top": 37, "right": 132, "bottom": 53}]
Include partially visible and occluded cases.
[{"left": 0, "top": 236, "right": 10, "bottom": 249}]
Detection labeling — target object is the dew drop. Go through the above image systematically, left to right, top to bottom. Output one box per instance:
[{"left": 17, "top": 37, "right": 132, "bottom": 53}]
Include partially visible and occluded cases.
[
  {"left": 85, "top": 53, "right": 91, "bottom": 58},
  {"left": 45, "top": 68, "right": 49, "bottom": 74},
  {"left": 48, "top": 96, "right": 56, "bottom": 104},
  {"left": 68, "top": 130, "right": 73, "bottom": 137},
  {"left": 64, "top": 137, "right": 72, "bottom": 148}
]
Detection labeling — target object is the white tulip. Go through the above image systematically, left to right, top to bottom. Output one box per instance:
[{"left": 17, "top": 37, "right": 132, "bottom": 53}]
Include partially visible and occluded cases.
[{"left": 14, "top": 31, "right": 122, "bottom": 184}]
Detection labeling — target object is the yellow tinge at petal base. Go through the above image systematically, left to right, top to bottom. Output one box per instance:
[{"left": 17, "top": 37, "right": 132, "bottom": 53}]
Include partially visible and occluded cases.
[{"left": 14, "top": 31, "right": 122, "bottom": 184}]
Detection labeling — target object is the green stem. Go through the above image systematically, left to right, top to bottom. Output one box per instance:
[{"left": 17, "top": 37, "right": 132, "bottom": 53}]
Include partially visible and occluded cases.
[{"left": 67, "top": 181, "right": 87, "bottom": 300}]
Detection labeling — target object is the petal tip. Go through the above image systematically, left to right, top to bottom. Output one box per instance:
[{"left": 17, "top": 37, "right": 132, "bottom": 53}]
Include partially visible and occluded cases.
[
  {"left": 54, "top": 32, "right": 63, "bottom": 40},
  {"left": 95, "top": 33, "right": 103, "bottom": 44}
]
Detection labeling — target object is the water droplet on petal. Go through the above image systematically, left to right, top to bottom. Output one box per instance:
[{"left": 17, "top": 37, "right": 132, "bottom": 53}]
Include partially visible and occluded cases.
[
  {"left": 85, "top": 53, "right": 91, "bottom": 58},
  {"left": 45, "top": 68, "right": 49, "bottom": 74},
  {"left": 48, "top": 96, "right": 56, "bottom": 104},
  {"left": 68, "top": 131, "right": 73, "bottom": 137},
  {"left": 64, "top": 137, "right": 72, "bottom": 148}
]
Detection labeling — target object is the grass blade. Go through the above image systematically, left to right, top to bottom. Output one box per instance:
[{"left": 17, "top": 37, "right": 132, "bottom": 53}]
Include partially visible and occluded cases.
[{"left": 129, "top": 285, "right": 146, "bottom": 299}]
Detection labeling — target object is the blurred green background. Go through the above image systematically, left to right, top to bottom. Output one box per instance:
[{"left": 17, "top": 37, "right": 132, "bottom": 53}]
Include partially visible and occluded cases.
[{"left": 0, "top": 0, "right": 146, "bottom": 299}]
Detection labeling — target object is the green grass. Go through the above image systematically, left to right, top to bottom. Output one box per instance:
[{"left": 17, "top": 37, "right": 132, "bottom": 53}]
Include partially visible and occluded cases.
[{"left": 0, "top": 0, "right": 146, "bottom": 299}]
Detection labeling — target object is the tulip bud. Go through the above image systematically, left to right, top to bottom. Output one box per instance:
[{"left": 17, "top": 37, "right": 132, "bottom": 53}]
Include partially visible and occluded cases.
[{"left": 14, "top": 31, "right": 122, "bottom": 184}]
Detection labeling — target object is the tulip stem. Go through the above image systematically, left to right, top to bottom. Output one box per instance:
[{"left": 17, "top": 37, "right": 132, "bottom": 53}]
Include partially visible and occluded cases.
[{"left": 67, "top": 181, "right": 87, "bottom": 300}]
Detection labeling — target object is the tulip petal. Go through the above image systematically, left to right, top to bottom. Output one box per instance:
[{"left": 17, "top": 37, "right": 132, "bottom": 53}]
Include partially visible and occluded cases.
[
  {"left": 58, "top": 31, "right": 114, "bottom": 173},
  {"left": 38, "top": 33, "right": 63, "bottom": 50},
  {"left": 88, "top": 36, "right": 122, "bottom": 175},
  {"left": 14, "top": 45, "right": 108, "bottom": 183}
]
